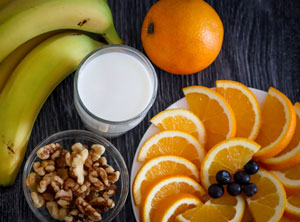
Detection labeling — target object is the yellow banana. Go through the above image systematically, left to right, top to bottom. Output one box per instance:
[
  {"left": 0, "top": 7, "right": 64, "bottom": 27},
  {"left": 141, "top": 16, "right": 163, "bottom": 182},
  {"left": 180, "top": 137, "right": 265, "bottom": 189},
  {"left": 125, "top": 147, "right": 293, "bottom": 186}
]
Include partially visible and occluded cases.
[
  {"left": 0, "top": 0, "right": 121, "bottom": 62},
  {"left": 0, "top": 0, "right": 11, "bottom": 9},
  {"left": 0, "top": 0, "right": 49, "bottom": 22},
  {"left": 0, "top": 31, "right": 62, "bottom": 93},
  {"left": 0, "top": 32, "right": 104, "bottom": 186}
]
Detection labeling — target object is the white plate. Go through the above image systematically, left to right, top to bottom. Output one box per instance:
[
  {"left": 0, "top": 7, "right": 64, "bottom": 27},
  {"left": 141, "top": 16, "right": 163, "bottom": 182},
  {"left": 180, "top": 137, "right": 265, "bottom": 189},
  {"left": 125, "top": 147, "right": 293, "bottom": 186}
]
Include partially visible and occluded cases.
[{"left": 130, "top": 88, "right": 267, "bottom": 221}]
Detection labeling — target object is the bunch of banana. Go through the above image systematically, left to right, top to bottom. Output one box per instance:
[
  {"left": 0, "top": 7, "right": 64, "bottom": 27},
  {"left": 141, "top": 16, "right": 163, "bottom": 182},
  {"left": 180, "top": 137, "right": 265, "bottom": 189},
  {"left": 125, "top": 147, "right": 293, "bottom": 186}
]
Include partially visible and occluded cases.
[
  {"left": 0, "top": 0, "right": 122, "bottom": 186},
  {"left": 0, "top": 0, "right": 122, "bottom": 62}
]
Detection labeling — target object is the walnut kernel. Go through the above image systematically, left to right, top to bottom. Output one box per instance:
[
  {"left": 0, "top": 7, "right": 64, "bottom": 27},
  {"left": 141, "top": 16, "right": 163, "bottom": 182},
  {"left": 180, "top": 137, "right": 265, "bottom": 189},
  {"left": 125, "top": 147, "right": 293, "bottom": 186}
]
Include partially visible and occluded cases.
[
  {"left": 37, "top": 143, "right": 62, "bottom": 160},
  {"left": 90, "top": 144, "right": 105, "bottom": 162},
  {"left": 72, "top": 149, "right": 88, "bottom": 185},
  {"left": 33, "top": 162, "right": 45, "bottom": 176},
  {"left": 26, "top": 172, "right": 41, "bottom": 188},
  {"left": 31, "top": 192, "right": 45, "bottom": 208},
  {"left": 76, "top": 197, "right": 101, "bottom": 221}
]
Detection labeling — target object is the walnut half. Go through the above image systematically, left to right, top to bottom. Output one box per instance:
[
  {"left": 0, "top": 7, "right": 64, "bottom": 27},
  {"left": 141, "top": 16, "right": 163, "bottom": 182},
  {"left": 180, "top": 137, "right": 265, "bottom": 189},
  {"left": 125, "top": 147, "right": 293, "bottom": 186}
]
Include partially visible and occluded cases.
[
  {"left": 37, "top": 143, "right": 62, "bottom": 160},
  {"left": 72, "top": 149, "right": 88, "bottom": 185},
  {"left": 31, "top": 192, "right": 45, "bottom": 208},
  {"left": 76, "top": 197, "right": 102, "bottom": 221},
  {"left": 46, "top": 201, "right": 68, "bottom": 221}
]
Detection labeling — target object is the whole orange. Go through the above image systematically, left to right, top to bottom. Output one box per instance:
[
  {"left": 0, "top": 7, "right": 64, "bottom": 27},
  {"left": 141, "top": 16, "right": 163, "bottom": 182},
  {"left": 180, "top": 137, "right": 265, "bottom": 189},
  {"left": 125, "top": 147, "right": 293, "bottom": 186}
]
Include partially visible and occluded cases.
[{"left": 141, "top": 0, "right": 224, "bottom": 75}]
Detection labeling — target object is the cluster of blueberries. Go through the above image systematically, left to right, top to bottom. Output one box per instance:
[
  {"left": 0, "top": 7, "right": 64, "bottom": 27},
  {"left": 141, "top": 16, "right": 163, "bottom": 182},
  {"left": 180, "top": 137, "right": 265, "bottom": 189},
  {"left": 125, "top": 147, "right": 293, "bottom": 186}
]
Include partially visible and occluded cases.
[{"left": 208, "top": 160, "right": 260, "bottom": 198}]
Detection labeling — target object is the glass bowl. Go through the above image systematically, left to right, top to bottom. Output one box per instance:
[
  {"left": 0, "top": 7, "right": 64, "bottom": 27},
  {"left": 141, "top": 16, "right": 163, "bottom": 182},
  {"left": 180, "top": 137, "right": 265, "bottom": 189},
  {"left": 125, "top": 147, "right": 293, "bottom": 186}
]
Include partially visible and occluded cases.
[
  {"left": 74, "top": 45, "right": 158, "bottom": 138},
  {"left": 22, "top": 130, "right": 129, "bottom": 222}
]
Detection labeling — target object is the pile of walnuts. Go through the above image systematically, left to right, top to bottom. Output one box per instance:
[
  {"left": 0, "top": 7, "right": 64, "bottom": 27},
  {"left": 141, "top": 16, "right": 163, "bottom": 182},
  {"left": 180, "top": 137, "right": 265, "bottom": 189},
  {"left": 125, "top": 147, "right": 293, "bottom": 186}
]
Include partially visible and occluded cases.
[{"left": 26, "top": 142, "right": 120, "bottom": 222}]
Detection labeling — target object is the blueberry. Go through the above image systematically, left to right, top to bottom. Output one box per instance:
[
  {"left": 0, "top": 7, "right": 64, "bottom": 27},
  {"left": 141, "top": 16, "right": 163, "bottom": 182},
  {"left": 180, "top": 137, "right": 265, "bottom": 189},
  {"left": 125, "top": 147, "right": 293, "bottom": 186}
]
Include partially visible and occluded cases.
[
  {"left": 244, "top": 160, "right": 259, "bottom": 175},
  {"left": 216, "top": 170, "right": 231, "bottom": 185},
  {"left": 234, "top": 171, "right": 250, "bottom": 185},
  {"left": 227, "top": 183, "right": 242, "bottom": 196},
  {"left": 243, "top": 183, "right": 258, "bottom": 197},
  {"left": 208, "top": 184, "right": 224, "bottom": 198}
]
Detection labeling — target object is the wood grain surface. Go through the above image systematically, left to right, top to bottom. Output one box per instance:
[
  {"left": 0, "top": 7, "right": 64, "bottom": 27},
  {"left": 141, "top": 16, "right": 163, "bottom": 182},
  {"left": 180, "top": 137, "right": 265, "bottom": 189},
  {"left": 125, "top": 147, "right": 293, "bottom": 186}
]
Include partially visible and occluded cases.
[{"left": 0, "top": 0, "right": 299, "bottom": 221}]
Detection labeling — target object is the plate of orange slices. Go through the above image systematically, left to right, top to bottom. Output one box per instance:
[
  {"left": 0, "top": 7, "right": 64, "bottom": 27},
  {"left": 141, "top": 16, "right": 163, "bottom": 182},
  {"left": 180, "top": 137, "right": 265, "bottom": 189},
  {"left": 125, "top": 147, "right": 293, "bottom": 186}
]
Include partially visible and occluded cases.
[{"left": 130, "top": 80, "right": 300, "bottom": 222}]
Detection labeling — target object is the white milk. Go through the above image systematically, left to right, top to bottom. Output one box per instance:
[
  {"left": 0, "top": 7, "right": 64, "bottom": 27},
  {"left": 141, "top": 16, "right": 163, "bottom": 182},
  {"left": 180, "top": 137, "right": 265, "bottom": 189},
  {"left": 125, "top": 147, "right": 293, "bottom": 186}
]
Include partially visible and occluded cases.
[{"left": 77, "top": 52, "right": 153, "bottom": 122}]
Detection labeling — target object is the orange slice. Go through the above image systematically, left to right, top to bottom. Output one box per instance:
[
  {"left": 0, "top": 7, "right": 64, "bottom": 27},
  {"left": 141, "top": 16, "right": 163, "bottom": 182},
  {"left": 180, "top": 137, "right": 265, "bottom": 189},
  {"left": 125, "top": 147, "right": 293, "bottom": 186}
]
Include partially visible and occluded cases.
[
  {"left": 216, "top": 80, "right": 261, "bottom": 140},
  {"left": 183, "top": 86, "right": 236, "bottom": 150},
  {"left": 254, "top": 87, "right": 296, "bottom": 160},
  {"left": 262, "top": 102, "right": 300, "bottom": 170},
  {"left": 150, "top": 108, "right": 206, "bottom": 145},
  {"left": 137, "top": 130, "right": 206, "bottom": 168},
  {"left": 200, "top": 138, "right": 260, "bottom": 190},
  {"left": 133, "top": 155, "right": 200, "bottom": 205},
  {"left": 272, "top": 164, "right": 300, "bottom": 194},
  {"left": 246, "top": 169, "right": 286, "bottom": 222},
  {"left": 141, "top": 175, "right": 205, "bottom": 222},
  {"left": 153, "top": 193, "right": 202, "bottom": 222},
  {"left": 176, "top": 194, "right": 245, "bottom": 222},
  {"left": 285, "top": 194, "right": 300, "bottom": 220},
  {"left": 241, "top": 204, "right": 254, "bottom": 222},
  {"left": 280, "top": 216, "right": 299, "bottom": 222}
]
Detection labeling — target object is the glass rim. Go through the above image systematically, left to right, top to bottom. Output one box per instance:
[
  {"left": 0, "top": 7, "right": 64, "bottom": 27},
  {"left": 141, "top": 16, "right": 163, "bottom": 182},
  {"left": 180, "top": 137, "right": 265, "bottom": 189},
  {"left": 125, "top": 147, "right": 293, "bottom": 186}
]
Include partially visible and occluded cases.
[
  {"left": 74, "top": 44, "right": 158, "bottom": 125},
  {"left": 22, "top": 129, "right": 129, "bottom": 222}
]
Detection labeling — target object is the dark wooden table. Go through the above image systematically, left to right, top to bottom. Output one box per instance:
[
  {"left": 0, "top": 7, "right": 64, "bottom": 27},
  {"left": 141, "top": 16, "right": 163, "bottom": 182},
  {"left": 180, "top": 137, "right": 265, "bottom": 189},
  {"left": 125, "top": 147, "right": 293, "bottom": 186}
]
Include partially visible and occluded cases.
[{"left": 1, "top": 0, "right": 299, "bottom": 221}]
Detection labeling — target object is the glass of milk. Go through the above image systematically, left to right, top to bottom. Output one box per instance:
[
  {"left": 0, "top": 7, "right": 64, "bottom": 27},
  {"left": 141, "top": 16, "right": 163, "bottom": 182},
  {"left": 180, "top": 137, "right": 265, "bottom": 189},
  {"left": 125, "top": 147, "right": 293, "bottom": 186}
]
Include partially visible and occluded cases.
[{"left": 74, "top": 45, "right": 158, "bottom": 137}]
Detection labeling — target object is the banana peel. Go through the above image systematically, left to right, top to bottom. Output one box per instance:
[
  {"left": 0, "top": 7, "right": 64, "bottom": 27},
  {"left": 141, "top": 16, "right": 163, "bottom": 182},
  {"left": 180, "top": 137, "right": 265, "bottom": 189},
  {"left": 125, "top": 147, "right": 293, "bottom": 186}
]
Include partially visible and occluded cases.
[
  {"left": 0, "top": 0, "right": 122, "bottom": 62},
  {"left": 0, "top": 31, "right": 63, "bottom": 93}
]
